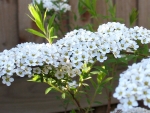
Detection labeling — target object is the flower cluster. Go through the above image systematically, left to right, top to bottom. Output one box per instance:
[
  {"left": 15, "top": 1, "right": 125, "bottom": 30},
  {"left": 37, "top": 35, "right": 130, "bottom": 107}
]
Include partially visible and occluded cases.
[
  {"left": 32, "top": 0, "right": 71, "bottom": 12},
  {"left": 0, "top": 22, "right": 150, "bottom": 88},
  {"left": 0, "top": 42, "right": 58, "bottom": 86},
  {"left": 113, "top": 58, "right": 150, "bottom": 111},
  {"left": 111, "top": 107, "right": 150, "bottom": 113}
]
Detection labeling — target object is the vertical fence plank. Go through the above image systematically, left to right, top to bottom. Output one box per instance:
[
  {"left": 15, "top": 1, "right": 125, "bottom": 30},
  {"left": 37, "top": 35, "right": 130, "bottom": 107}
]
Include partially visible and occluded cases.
[
  {"left": 0, "top": 0, "right": 18, "bottom": 51},
  {"left": 18, "top": 0, "right": 45, "bottom": 43},
  {"left": 93, "top": 0, "right": 108, "bottom": 30},
  {"left": 115, "top": 0, "right": 137, "bottom": 27},
  {"left": 138, "top": 0, "right": 150, "bottom": 28}
]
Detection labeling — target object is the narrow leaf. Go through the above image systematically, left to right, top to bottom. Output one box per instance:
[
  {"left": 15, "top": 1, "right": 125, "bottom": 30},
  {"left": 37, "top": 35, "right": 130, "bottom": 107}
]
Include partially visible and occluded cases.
[
  {"left": 28, "top": 5, "right": 41, "bottom": 23},
  {"left": 43, "top": 10, "right": 48, "bottom": 22},
  {"left": 48, "top": 14, "right": 56, "bottom": 30},
  {"left": 26, "top": 29, "right": 46, "bottom": 38},
  {"left": 102, "top": 77, "right": 113, "bottom": 85},
  {"left": 90, "top": 79, "right": 96, "bottom": 88},
  {"left": 45, "top": 87, "right": 53, "bottom": 94},
  {"left": 62, "top": 93, "right": 66, "bottom": 99},
  {"left": 94, "top": 101, "right": 102, "bottom": 105}
]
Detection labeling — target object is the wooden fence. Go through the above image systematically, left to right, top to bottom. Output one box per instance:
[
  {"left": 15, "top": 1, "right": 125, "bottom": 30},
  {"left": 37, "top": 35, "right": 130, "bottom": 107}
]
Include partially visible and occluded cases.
[{"left": 0, "top": 0, "right": 150, "bottom": 113}]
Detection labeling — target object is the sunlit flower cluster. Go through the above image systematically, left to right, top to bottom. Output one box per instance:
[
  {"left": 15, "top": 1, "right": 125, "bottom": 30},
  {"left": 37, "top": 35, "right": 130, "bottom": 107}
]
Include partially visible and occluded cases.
[
  {"left": 33, "top": 0, "right": 71, "bottom": 12},
  {"left": 0, "top": 22, "right": 150, "bottom": 88},
  {"left": 97, "top": 22, "right": 148, "bottom": 58},
  {"left": 0, "top": 42, "right": 60, "bottom": 86},
  {"left": 113, "top": 58, "right": 150, "bottom": 111},
  {"left": 111, "top": 107, "right": 150, "bottom": 113}
]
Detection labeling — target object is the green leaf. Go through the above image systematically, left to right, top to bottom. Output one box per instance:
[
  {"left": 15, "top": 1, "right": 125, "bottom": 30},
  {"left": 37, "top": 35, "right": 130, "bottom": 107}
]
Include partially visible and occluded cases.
[
  {"left": 28, "top": 4, "right": 45, "bottom": 33},
  {"left": 28, "top": 4, "right": 42, "bottom": 24},
  {"left": 129, "top": 8, "right": 138, "bottom": 26},
  {"left": 43, "top": 9, "right": 48, "bottom": 22},
  {"left": 74, "top": 13, "right": 77, "bottom": 21},
  {"left": 48, "top": 14, "right": 56, "bottom": 30},
  {"left": 35, "top": 20, "right": 45, "bottom": 33},
  {"left": 48, "top": 27, "right": 57, "bottom": 43},
  {"left": 49, "top": 27, "right": 54, "bottom": 37},
  {"left": 26, "top": 29, "right": 46, "bottom": 38},
  {"left": 51, "top": 36, "right": 58, "bottom": 39},
  {"left": 126, "top": 55, "right": 136, "bottom": 62},
  {"left": 117, "top": 57, "right": 128, "bottom": 64},
  {"left": 104, "top": 58, "right": 117, "bottom": 64},
  {"left": 94, "top": 66, "right": 108, "bottom": 74},
  {"left": 90, "top": 71, "right": 100, "bottom": 75},
  {"left": 97, "top": 74, "right": 104, "bottom": 84},
  {"left": 27, "top": 75, "right": 41, "bottom": 82},
  {"left": 83, "top": 76, "right": 92, "bottom": 80},
  {"left": 102, "top": 77, "right": 113, "bottom": 85},
  {"left": 90, "top": 79, "right": 96, "bottom": 88},
  {"left": 82, "top": 83, "right": 89, "bottom": 86},
  {"left": 83, "top": 85, "right": 90, "bottom": 91},
  {"left": 106, "top": 85, "right": 113, "bottom": 91},
  {"left": 96, "top": 86, "right": 103, "bottom": 94},
  {"left": 45, "top": 87, "right": 53, "bottom": 94},
  {"left": 79, "top": 91, "right": 87, "bottom": 94},
  {"left": 62, "top": 93, "right": 66, "bottom": 99},
  {"left": 86, "top": 98, "right": 91, "bottom": 105},
  {"left": 94, "top": 101, "right": 102, "bottom": 105},
  {"left": 70, "top": 110, "right": 76, "bottom": 113}
]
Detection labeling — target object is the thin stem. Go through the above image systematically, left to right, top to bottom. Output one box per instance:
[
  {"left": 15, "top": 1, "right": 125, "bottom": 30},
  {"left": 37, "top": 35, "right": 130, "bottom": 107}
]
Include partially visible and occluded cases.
[
  {"left": 108, "top": 51, "right": 149, "bottom": 58},
  {"left": 124, "top": 51, "right": 148, "bottom": 58},
  {"left": 77, "top": 60, "right": 97, "bottom": 92},
  {"left": 106, "top": 63, "right": 117, "bottom": 113},
  {"left": 47, "top": 82, "right": 63, "bottom": 93},
  {"left": 86, "top": 86, "right": 98, "bottom": 113},
  {"left": 67, "top": 90, "right": 85, "bottom": 113},
  {"left": 106, "top": 92, "right": 112, "bottom": 113},
  {"left": 64, "top": 102, "right": 69, "bottom": 113}
]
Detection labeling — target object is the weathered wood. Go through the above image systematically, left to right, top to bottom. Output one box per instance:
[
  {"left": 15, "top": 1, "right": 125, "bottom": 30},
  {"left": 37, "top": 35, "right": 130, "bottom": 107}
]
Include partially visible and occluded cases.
[
  {"left": 0, "top": 0, "right": 18, "bottom": 51},
  {"left": 18, "top": 0, "right": 45, "bottom": 43},
  {"left": 93, "top": 0, "right": 108, "bottom": 30},
  {"left": 115, "top": 0, "right": 137, "bottom": 27},
  {"left": 138, "top": 0, "right": 150, "bottom": 28},
  {"left": 0, "top": 71, "right": 121, "bottom": 113}
]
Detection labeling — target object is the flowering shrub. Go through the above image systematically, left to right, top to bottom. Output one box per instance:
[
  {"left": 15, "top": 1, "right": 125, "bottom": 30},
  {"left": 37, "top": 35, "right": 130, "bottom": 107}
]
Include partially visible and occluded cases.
[
  {"left": 1, "top": 1, "right": 150, "bottom": 113},
  {"left": 1, "top": 19, "right": 150, "bottom": 112},
  {"left": 1, "top": 22, "right": 149, "bottom": 86},
  {"left": 113, "top": 58, "right": 150, "bottom": 111}
]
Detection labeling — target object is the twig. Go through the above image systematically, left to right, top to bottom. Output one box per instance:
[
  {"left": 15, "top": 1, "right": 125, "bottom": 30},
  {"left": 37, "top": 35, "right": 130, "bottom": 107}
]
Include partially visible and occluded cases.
[{"left": 67, "top": 90, "right": 85, "bottom": 113}]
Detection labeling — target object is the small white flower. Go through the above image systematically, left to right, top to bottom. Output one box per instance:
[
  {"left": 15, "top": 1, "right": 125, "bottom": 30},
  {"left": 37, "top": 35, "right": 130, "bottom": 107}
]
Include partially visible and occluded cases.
[
  {"left": 96, "top": 53, "right": 107, "bottom": 62},
  {"left": 72, "top": 61, "right": 83, "bottom": 69},
  {"left": 33, "top": 67, "right": 41, "bottom": 74},
  {"left": 42, "top": 67, "right": 49, "bottom": 74},
  {"left": 16, "top": 68, "right": 26, "bottom": 77},
  {"left": 55, "top": 70, "right": 64, "bottom": 79},
  {"left": 2, "top": 75, "right": 14, "bottom": 86},
  {"left": 68, "top": 81, "right": 78, "bottom": 88},
  {"left": 113, "top": 87, "right": 126, "bottom": 99},
  {"left": 122, "top": 97, "right": 138, "bottom": 110},
  {"left": 143, "top": 98, "right": 150, "bottom": 108}
]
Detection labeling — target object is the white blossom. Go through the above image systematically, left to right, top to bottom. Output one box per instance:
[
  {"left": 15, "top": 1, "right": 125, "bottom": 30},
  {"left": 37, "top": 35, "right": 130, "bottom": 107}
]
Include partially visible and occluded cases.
[
  {"left": 33, "top": 0, "right": 71, "bottom": 12},
  {"left": 2, "top": 75, "right": 14, "bottom": 86}
]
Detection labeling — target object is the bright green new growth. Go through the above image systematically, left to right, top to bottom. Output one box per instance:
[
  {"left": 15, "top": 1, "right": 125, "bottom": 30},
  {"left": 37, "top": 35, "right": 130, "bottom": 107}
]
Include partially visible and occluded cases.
[{"left": 26, "top": 5, "right": 57, "bottom": 44}]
